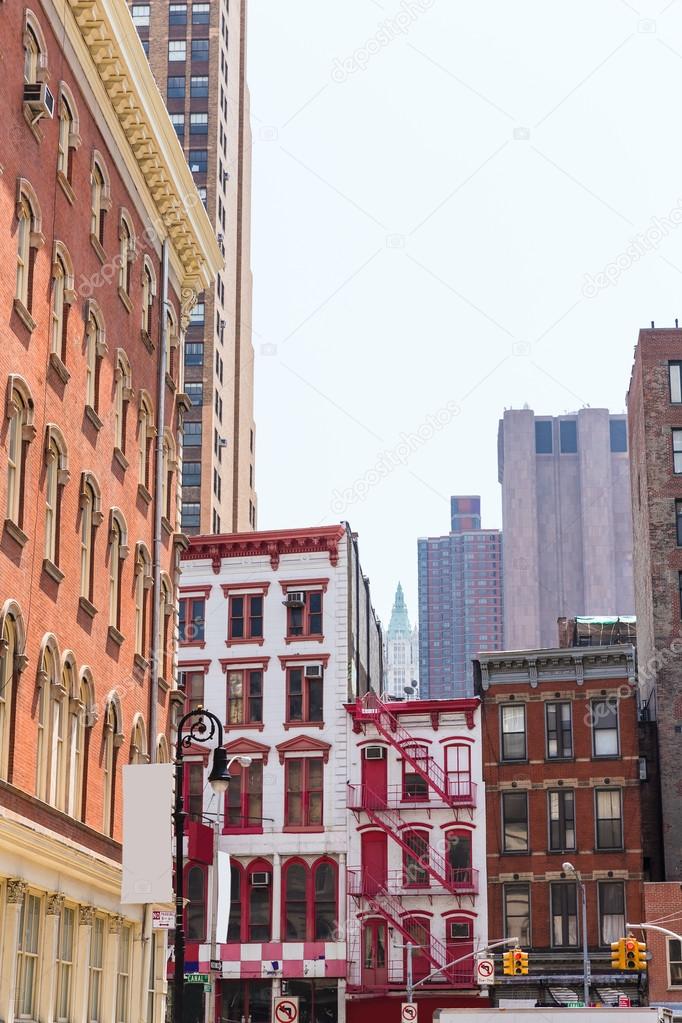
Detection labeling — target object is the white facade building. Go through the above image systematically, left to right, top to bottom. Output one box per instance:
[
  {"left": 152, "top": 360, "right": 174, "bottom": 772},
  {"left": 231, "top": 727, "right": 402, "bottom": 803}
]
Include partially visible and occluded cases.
[{"left": 383, "top": 582, "right": 419, "bottom": 699}]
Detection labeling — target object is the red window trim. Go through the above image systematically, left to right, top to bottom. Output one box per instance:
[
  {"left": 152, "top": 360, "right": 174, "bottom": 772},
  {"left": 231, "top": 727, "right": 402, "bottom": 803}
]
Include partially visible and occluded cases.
[
  {"left": 279, "top": 578, "right": 329, "bottom": 593},
  {"left": 221, "top": 582, "right": 271, "bottom": 595},
  {"left": 179, "top": 585, "right": 213, "bottom": 598},
  {"left": 285, "top": 589, "right": 324, "bottom": 641},
  {"left": 226, "top": 592, "right": 265, "bottom": 646},
  {"left": 178, "top": 595, "right": 206, "bottom": 648},
  {"left": 278, "top": 653, "right": 330, "bottom": 668},
  {"left": 221, "top": 656, "right": 271, "bottom": 670},
  {"left": 178, "top": 659, "right": 211, "bottom": 673},
  {"left": 225, "top": 666, "right": 265, "bottom": 729},
  {"left": 285, "top": 666, "right": 324, "bottom": 729},
  {"left": 276, "top": 735, "right": 331, "bottom": 764},
  {"left": 225, "top": 737, "right": 270, "bottom": 766},
  {"left": 401, "top": 746, "right": 431, "bottom": 802},
  {"left": 284, "top": 757, "right": 324, "bottom": 830},
  {"left": 223, "top": 761, "right": 264, "bottom": 835},
  {"left": 402, "top": 827, "right": 431, "bottom": 889},
  {"left": 281, "top": 856, "right": 338, "bottom": 942},
  {"left": 226, "top": 858, "right": 273, "bottom": 943},
  {"left": 184, "top": 862, "right": 207, "bottom": 942}
]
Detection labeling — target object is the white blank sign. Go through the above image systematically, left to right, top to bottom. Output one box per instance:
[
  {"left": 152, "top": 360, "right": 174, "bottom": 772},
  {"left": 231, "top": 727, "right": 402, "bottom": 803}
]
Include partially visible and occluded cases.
[{"left": 121, "top": 764, "right": 173, "bottom": 904}]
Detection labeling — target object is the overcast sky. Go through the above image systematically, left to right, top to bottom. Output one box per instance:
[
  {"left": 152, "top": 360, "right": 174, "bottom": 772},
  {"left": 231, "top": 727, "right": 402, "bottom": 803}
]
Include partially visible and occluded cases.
[{"left": 246, "top": 0, "right": 682, "bottom": 628}]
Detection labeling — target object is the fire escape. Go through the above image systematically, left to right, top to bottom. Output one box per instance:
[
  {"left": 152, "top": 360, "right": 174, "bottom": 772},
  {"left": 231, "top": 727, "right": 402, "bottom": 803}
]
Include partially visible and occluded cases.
[{"left": 347, "top": 692, "right": 479, "bottom": 990}]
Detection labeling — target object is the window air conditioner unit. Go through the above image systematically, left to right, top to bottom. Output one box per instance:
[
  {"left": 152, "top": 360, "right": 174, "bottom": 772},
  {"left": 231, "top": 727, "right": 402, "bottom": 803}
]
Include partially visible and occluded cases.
[
  {"left": 23, "top": 82, "right": 54, "bottom": 119},
  {"left": 283, "top": 591, "right": 305, "bottom": 607},
  {"left": 304, "top": 664, "right": 323, "bottom": 678},
  {"left": 364, "top": 746, "right": 386, "bottom": 760},
  {"left": 250, "top": 872, "right": 271, "bottom": 887}
]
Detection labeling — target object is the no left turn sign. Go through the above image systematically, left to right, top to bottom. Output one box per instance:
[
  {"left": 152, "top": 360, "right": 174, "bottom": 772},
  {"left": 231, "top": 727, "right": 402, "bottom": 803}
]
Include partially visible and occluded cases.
[
  {"left": 476, "top": 958, "right": 495, "bottom": 985},
  {"left": 274, "top": 998, "right": 299, "bottom": 1023},
  {"left": 401, "top": 1004, "right": 418, "bottom": 1023}
]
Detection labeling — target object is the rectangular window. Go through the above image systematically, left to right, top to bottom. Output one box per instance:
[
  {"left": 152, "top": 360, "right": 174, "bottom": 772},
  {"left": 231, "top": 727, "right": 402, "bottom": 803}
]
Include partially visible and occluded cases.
[
  {"left": 192, "top": 2, "right": 210, "bottom": 23},
  {"left": 168, "top": 3, "right": 187, "bottom": 24},
  {"left": 131, "top": 4, "right": 150, "bottom": 26},
  {"left": 191, "top": 38, "right": 209, "bottom": 61},
  {"left": 168, "top": 40, "right": 186, "bottom": 61},
  {"left": 191, "top": 75, "right": 209, "bottom": 97},
  {"left": 167, "top": 76, "right": 186, "bottom": 99},
  {"left": 190, "top": 112, "right": 208, "bottom": 134},
  {"left": 170, "top": 113, "right": 184, "bottom": 137},
  {"left": 189, "top": 150, "right": 208, "bottom": 174},
  {"left": 198, "top": 186, "right": 208, "bottom": 208},
  {"left": 190, "top": 301, "right": 205, "bottom": 324},
  {"left": 184, "top": 343, "right": 203, "bottom": 367},
  {"left": 671, "top": 361, "right": 682, "bottom": 403},
  {"left": 184, "top": 381, "right": 203, "bottom": 406},
  {"left": 559, "top": 419, "right": 578, "bottom": 453},
  {"left": 610, "top": 419, "right": 627, "bottom": 452},
  {"left": 182, "top": 420, "right": 202, "bottom": 445},
  {"left": 535, "top": 420, "right": 553, "bottom": 453},
  {"left": 675, "top": 429, "right": 682, "bottom": 474},
  {"left": 182, "top": 462, "right": 201, "bottom": 488},
  {"left": 677, "top": 500, "right": 682, "bottom": 546},
  {"left": 181, "top": 503, "right": 200, "bottom": 530},
  {"left": 679, "top": 571, "right": 682, "bottom": 619},
  {"left": 286, "top": 590, "right": 323, "bottom": 638},
  {"left": 228, "top": 595, "right": 264, "bottom": 641},
  {"left": 178, "top": 597, "right": 205, "bottom": 643},
  {"left": 286, "top": 667, "right": 323, "bottom": 724},
  {"left": 180, "top": 670, "right": 204, "bottom": 714},
  {"left": 226, "top": 670, "right": 263, "bottom": 725},
  {"left": 592, "top": 699, "right": 619, "bottom": 756},
  {"left": 546, "top": 701, "right": 573, "bottom": 758},
  {"left": 501, "top": 704, "right": 526, "bottom": 760},
  {"left": 285, "top": 758, "right": 323, "bottom": 828},
  {"left": 226, "top": 760, "right": 263, "bottom": 829},
  {"left": 185, "top": 761, "right": 203, "bottom": 820},
  {"left": 595, "top": 788, "right": 623, "bottom": 849},
  {"left": 548, "top": 789, "right": 575, "bottom": 851},
  {"left": 502, "top": 791, "right": 528, "bottom": 851},
  {"left": 403, "top": 830, "right": 430, "bottom": 887},
  {"left": 599, "top": 881, "right": 625, "bottom": 946},
  {"left": 503, "top": 883, "right": 530, "bottom": 946},
  {"left": 551, "top": 883, "right": 578, "bottom": 947},
  {"left": 16, "top": 894, "right": 42, "bottom": 1020},
  {"left": 55, "top": 906, "right": 75, "bottom": 1023},
  {"left": 88, "top": 917, "right": 105, "bottom": 1023},
  {"left": 116, "top": 925, "right": 132, "bottom": 1023},
  {"left": 669, "top": 938, "right": 682, "bottom": 987}
]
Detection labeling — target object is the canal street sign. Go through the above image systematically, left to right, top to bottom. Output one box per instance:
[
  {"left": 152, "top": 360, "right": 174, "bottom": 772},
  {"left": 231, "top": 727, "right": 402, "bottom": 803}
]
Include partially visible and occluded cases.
[{"left": 184, "top": 973, "right": 209, "bottom": 984}]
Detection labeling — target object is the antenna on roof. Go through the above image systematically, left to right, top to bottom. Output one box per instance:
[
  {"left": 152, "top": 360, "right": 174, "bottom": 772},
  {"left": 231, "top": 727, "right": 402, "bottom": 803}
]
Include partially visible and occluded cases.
[
  {"left": 676, "top": 319, "right": 679, "bottom": 328},
  {"left": 651, "top": 321, "right": 655, "bottom": 328}
]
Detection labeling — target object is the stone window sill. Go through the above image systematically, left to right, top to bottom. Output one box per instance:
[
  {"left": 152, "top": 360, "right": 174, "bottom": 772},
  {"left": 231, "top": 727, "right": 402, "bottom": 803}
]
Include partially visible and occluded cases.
[
  {"left": 57, "top": 171, "right": 76, "bottom": 205},
  {"left": 90, "top": 234, "right": 106, "bottom": 264},
  {"left": 117, "top": 286, "right": 132, "bottom": 313},
  {"left": 13, "top": 299, "right": 36, "bottom": 333},
  {"left": 141, "top": 329, "right": 154, "bottom": 353},
  {"left": 49, "top": 351, "right": 70, "bottom": 384},
  {"left": 165, "top": 372, "right": 176, "bottom": 392},
  {"left": 84, "top": 405, "right": 103, "bottom": 431},
  {"left": 113, "top": 447, "right": 129, "bottom": 471},
  {"left": 137, "top": 483, "right": 152, "bottom": 506},
  {"left": 161, "top": 516, "right": 174, "bottom": 536},
  {"left": 4, "top": 519, "right": 28, "bottom": 547},
  {"left": 42, "top": 558, "right": 64, "bottom": 583},
  {"left": 78, "top": 596, "right": 97, "bottom": 618},
  {"left": 107, "top": 625, "right": 124, "bottom": 647},
  {"left": 134, "top": 653, "right": 149, "bottom": 672},
  {"left": 283, "top": 721, "right": 325, "bottom": 730}
]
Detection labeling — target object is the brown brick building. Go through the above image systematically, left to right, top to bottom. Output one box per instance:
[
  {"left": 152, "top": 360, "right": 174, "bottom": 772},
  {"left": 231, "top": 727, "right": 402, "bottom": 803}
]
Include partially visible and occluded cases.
[
  {"left": 129, "top": 0, "right": 257, "bottom": 535},
  {"left": 0, "top": 1, "right": 220, "bottom": 1020},
  {"left": 627, "top": 327, "right": 682, "bottom": 882},
  {"left": 475, "top": 645, "right": 646, "bottom": 1007},
  {"left": 642, "top": 883, "right": 682, "bottom": 1017}
]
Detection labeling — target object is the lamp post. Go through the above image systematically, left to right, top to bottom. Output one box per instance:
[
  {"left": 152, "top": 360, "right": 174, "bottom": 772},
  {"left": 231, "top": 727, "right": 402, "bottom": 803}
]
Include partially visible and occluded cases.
[
  {"left": 172, "top": 706, "right": 250, "bottom": 1023},
  {"left": 563, "top": 861, "right": 590, "bottom": 1007}
]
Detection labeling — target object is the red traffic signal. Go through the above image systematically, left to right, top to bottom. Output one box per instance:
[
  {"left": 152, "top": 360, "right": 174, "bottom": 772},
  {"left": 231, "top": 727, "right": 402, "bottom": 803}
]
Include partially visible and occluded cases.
[{"left": 625, "top": 939, "right": 637, "bottom": 969}]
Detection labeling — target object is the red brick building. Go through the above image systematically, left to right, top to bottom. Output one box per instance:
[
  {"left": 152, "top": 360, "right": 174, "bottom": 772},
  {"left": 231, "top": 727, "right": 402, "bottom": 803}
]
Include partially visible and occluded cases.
[
  {"left": 0, "top": 1, "right": 220, "bottom": 1020},
  {"left": 627, "top": 327, "right": 682, "bottom": 882},
  {"left": 475, "top": 645, "right": 646, "bottom": 1008},
  {"left": 642, "top": 883, "right": 682, "bottom": 1018}
]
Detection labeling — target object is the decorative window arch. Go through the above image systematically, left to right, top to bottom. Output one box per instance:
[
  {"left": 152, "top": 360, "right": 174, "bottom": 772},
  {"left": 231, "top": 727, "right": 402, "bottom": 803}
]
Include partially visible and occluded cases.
[
  {"left": 23, "top": 10, "right": 48, "bottom": 84},
  {"left": 57, "top": 83, "right": 80, "bottom": 185},
  {"left": 90, "top": 151, "right": 111, "bottom": 246},
  {"left": 15, "top": 178, "right": 44, "bottom": 319},
  {"left": 118, "top": 210, "right": 135, "bottom": 296},
  {"left": 50, "top": 241, "right": 75, "bottom": 365},
  {"left": 141, "top": 256, "right": 156, "bottom": 338},
  {"left": 84, "top": 300, "right": 107, "bottom": 415},
  {"left": 165, "top": 301, "right": 179, "bottom": 378},
  {"left": 114, "top": 349, "right": 133, "bottom": 457},
  {"left": 6, "top": 375, "right": 36, "bottom": 532},
  {"left": 138, "top": 391, "right": 155, "bottom": 493},
  {"left": 44, "top": 424, "right": 69, "bottom": 569},
  {"left": 161, "top": 429, "right": 176, "bottom": 525},
  {"left": 79, "top": 472, "right": 102, "bottom": 604},
  {"left": 108, "top": 508, "right": 128, "bottom": 633},
  {"left": 134, "top": 542, "right": 152, "bottom": 658},
  {"left": 157, "top": 573, "right": 173, "bottom": 682},
  {"left": 0, "top": 601, "right": 27, "bottom": 781},
  {"left": 36, "top": 633, "right": 60, "bottom": 802},
  {"left": 48, "top": 652, "right": 78, "bottom": 811},
  {"left": 68, "top": 667, "right": 95, "bottom": 820},
  {"left": 103, "top": 692, "right": 123, "bottom": 836},
  {"left": 130, "top": 713, "right": 148, "bottom": 765},
  {"left": 157, "top": 734, "right": 170, "bottom": 763},
  {"left": 443, "top": 740, "right": 474, "bottom": 803},
  {"left": 445, "top": 827, "right": 475, "bottom": 890},
  {"left": 282, "top": 857, "right": 338, "bottom": 941},
  {"left": 246, "top": 858, "right": 272, "bottom": 942},
  {"left": 282, "top": 858, "right": 308, "bottom": 941},
  {"left": 185, "top": 864, "right": 207, "bottom": 941}
]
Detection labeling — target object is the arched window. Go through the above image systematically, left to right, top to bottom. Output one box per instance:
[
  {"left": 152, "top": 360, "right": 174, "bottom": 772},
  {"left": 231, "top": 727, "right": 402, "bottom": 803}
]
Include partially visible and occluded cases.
[
  {"left": 23, "top": 15, "right": 45, "bottom": 84},
  {"left": 57, "top": 85, "right": 79, "bottom": 186},
  {"left": 90, "top": 154, "right": 110, "bottom": 247},
  {"left": 15, "top": 181, "right": 43, "bottom": 318},
  {"left": 118, "top": 213, "right": 134, "bottom": 296},
  {"left": 50, "top": 243, "right": 74, "bottom": 365},
  {"left": 141, "top": 258, "right": 156, "bottom": 339},
  {"left": 84, "top": 304, "right": 106, "bottom": 415},
  {"left": 165, "top": 304, "right": 178, "bottom": 379},
  {"left": 114, "top": 350, "right": 132, "bottom": 457},
  {"left": 6, "top": 376, "right": 35, "bottom": 531},
  {"left": 138, "top": 394, "right": 154, "bottom": 492},
  {"left": 44, "top": 425, "right": 68, "bottom": 569},
  {"left": 161, "top": 430, "right": 175, "bottom": 525},
  {"left": 79, "top": 474, "right": 102, "bottom": 604},
  {"left": 108, "top": 510, "right": 127, "bottom": 633},
  {"left": 134, "top": 543, "right": 152, "bottom": 658},
  {"left": 157, "top": 575, "right": 173, "bottom": 682},
  {"left": 0, "top": 603, "right": 25, "bottom": 781},
  {"left": 36, "top": 636, "right": 59, "bottom": 802},
  {"left": 49, "top": 657, "right": 75, "bottom": 811},
  {"left": 67, "top": 670, "right": 93, "bottom": 820},
  {"left": 103, "top": 695, "right": 122, "bottom": 836},
  {"left": 130, "top": 714, "right": 148, "bottom": 765},
  {"left": 157, "top": 735, "right": 170, "bottom": 764},
  {"left": 313, "top": 859, "right": 337, "bottom": 940},
  {"left": 247, "top": 860, "right": 272, "bottom": 942},
  {"left": 283, "top": 861, "right": 308, "bottom": 941},
  {"left": 227, "top": 862, "right": 243, "bottom": 942},
  {"left": 186, "top": 865, "right": 206, "bottom": 941},
  {"left": 403, "top": 916, "right": 431, "bottom": 983}
]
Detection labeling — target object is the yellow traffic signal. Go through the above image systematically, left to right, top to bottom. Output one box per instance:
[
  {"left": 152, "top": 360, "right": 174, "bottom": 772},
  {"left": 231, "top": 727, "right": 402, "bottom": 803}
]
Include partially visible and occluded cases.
[
  {"left": 624, "top": 938, "right": 638, "bottom": 970},
  {"left": 611, "top": 939, "right": 624, "bottom": 970},
  {"left": 635, "top": 940, "right": 648, "bottom": 971},
  {"left": 512, "top": 948, "right": 527, "bottom": 975},
  {"left": 503, "top": 950, "right": 513, "bottom": 976},
  {"left": 519, "top": 950, "right": 529, "bottom": 974}
]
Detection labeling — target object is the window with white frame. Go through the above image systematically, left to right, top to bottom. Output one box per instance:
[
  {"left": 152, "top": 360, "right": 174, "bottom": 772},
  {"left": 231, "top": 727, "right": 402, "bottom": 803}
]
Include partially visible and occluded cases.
[
  {"left": 591, "top": 700, "right": 619, "bottom": 757},
  {"left": 501, "top": 703, "right": 526, "bottom": 760},
  {"left": 595, "top": 788, "right": 623, "bottom": 849},
  {"left": 598, "top": 881, "right": 625, "bottom": 945},
  {"left": 15, "top": 893, "right": 42, "bottom": 1019},
  {"left": 55, "top": 905, "right": 76, "bottom": 1023},
  {"left": 88, "top": 916, "right": 105, "bottom": 1022},
  {"left": 116, "top": 924, "right": 132, "bottom": 1023},
  {"left": 668, "top": 938, "right": 682, "bottom": 987}
]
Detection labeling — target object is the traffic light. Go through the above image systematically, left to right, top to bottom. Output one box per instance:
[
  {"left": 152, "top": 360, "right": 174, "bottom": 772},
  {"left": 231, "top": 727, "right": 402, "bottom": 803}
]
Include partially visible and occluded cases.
[
  {"left": 624, "top": 938, "right": 638, "bottom": 970},
  {"left": 611, "top": 939, "right": 625, "bottom": 970},
  {"left": 635, "top": 941, "right": 648, "bottom": 971},
  {"left": 503, "top": 950, "right": 513, "bottom": 976}
]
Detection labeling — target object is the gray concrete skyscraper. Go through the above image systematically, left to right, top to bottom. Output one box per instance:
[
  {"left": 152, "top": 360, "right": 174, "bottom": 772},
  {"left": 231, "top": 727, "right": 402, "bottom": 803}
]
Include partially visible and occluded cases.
[{"left": 498, "top": 408, "right": 634, "bottom": 650}]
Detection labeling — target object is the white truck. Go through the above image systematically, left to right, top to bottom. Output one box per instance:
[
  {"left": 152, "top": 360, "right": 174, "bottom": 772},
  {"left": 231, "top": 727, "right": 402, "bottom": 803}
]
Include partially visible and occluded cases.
[{"left": 436, "top": 1010, "right": 672, "bottom": 1023}]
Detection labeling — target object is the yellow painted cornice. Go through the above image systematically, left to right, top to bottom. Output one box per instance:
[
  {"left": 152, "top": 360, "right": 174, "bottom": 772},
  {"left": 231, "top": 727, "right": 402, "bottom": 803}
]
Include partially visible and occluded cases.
[{"left": 55, "top": 0, "right": 222, "bottom": 294}]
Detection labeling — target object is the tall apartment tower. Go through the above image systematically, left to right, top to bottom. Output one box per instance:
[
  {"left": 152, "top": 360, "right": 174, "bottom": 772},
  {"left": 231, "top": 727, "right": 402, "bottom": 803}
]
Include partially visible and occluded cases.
[
  {"left": 130, "top": 0, "right": 257, "bottom": 534},
  {"left": 628, "top": 327, "right": 682, "bottom": 880},
  {"left": 499, "top": 408, "right": 634, "bottom": 650},
  {"left": 418, "top": 496, "right": 503, "bottom": 699},
  {"left": 383, "top": 582, "right": 419, "bottom": 699}
]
